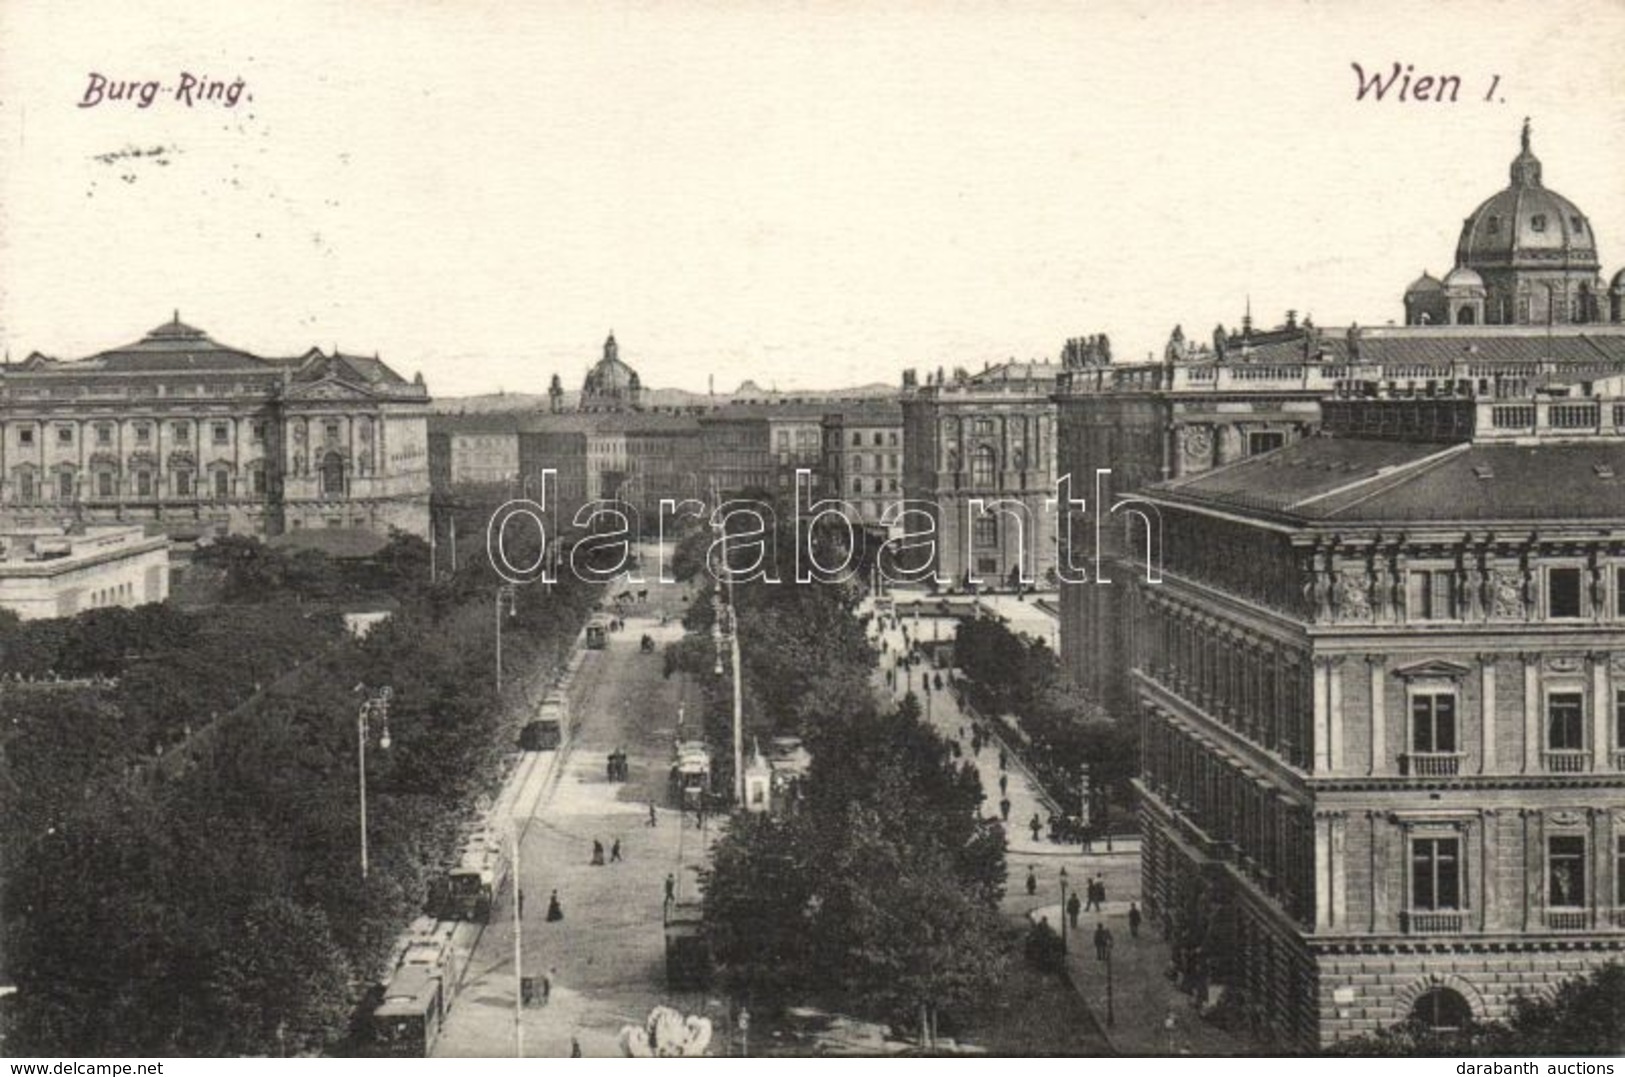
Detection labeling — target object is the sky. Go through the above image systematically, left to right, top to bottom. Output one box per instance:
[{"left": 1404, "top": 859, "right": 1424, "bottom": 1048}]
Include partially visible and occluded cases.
[{"left": 2, "top": 0, "right": 1623, "bottom": 398}]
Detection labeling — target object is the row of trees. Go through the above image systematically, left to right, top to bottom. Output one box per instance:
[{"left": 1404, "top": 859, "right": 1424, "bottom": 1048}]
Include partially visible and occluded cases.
[
  {"left": 671, "top": 513, "right": 1009, "bottom": 1040},
  {"left": 1, "top": 524, "right": 600, "bottom": 1055},
  {"left": 953, "top": 615, "right": 1135, "bottom": 827}
]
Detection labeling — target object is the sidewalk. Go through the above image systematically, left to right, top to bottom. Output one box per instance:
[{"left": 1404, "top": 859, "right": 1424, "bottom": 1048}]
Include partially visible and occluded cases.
[
  {"left": 865, "top": 603, "right": 1255, "bottom": 1056},
  {"left": 1027, "top": 901, "right": 1255, "bottom": 1056}
]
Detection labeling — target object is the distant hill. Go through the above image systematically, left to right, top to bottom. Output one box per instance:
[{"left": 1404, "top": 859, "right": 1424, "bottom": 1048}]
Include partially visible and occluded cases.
[{"left": 432, "top": 382, "right": 899, "bottom": 414}]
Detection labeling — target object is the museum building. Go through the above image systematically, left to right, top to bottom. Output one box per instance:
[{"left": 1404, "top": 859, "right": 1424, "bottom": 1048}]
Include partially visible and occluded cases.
[{"left": 0, "top": 315, "right": 432, "bottom": 540}]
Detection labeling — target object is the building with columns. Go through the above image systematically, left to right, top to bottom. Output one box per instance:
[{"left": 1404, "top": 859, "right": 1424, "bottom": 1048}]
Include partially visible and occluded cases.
[
  {"left": 1403, "top": 121, "right": 1625, "bottom": 327},
  {"left": 1057, "top": 123, "right": 1625, "bottom": 707},
  {"left": 1, "top": 315, "right": 432, "bottom": 541},
  {"left": 900, "top": 361, "right": 1059, "bottom": 587},
  {"left": 1123, "top": 380, "right": 1625, "bottom": 1049}
]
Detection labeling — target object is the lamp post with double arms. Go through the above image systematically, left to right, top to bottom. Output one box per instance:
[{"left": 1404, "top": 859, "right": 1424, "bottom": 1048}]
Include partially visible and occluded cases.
[{"left": 356, "top": 685, "right": 393, "bottom": 880}]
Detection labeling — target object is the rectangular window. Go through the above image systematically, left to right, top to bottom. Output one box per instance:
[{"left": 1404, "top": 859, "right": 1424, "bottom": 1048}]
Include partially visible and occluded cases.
[
  {"left": 972, "top": 418, "right": 994, "bottom": 437},
  {"left": 251, "top": 421, "right": 267, "bottom": 443},
  {"left": 324, "top": 421, "right": 340, "bottom": 442},
  {"left": 172, "top": 422, "right": 190, "bottom": 444},
  {"left": 212, "top": 422, "right": 230, "bottom": 446},
  {"left": 95, "top": 424, "right": 113, "bottom": 446},
  {"left": 134, "top": 424, "right": 151, "bottom": 444},
  {"left": 57, "top": 425, "right": 73, "bottom": 445},
  {"left": 18, "top": 427, "right": 34, "bottom": 446},
  {"left": 1247, "top": 431, "right": 1285, "bottom": 455},
  {"left": 851, "top": 432, "right": 862, "bottom": 447},
  {"left": 250, "top": 468, "right": 266, "bottom": 496},
  {"left": 213, "top": 470, "right": 229, "bottom": 498},
  {"left": 96, "top": 471, "right": 114, "bottom": 498},
  {"left": 135, "top": 471, "right": 152, "bottom": 497},
  {"left": 175, "top": 471, "right": 193, "bottom": 498},
  {"left": 17, "top": 472, "right": 35, "bottom": 502},
  {"left": 58, "top": 472, "right": 73, "bottom": 500},
  {"left": 974, "top": 516, "right": 998, "bottom": 548},
  {"left": 976, "top": 556, "right": 999, "bottom": 575},
  {"left": 1617, "top": 566, "right": 1625, "bottom": 618},
  {"left": 1548, "top": 567, "right": 1584, "bottom": 618},
  {"left": 1410, "top": 570, "right": 1457, "bottom": 621},
  {"left": 1617, "top": 687, "right": 1625, "bottom": 751},
  {"left": 1547, "top": 691, "right": 1585, "bottom": 751},
  {"left": 1411, "top": 692, "right": 1457, "bottom": 753},
  {"left": 1548, "top": 835, "right": 1586, "bottom": 907},
  {"left": 1410, "top": 837, "right": 1461, "bottom": 911},
  {"left": 1617, "top": 837, "right": 1625, "bottom": 917}
]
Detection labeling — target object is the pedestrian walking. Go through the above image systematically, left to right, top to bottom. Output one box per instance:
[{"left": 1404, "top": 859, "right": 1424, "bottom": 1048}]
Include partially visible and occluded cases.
[
  {"left": 999, "top": 748, "right": 1008, "bottom": 771},
  {"left": 999, "top": 773, "right": 1008, "bottom": 796},
  {"left": 999, "top": 796, "right": 1012, "bottom": 822},
  {"left": 648, "top": 802, "right": 658, "bottom": 827},
  {"left": 1029, "top": 813, "right": 1043, "bottom": 842},
  {"left": 610, "top": 838, "right": 622, "bottom": 863},
  {"left": 591, "top": 839, "right": 605, "bottom": 866},
  {"left": 1025, "top": 865, "right": 1037, "bottom": 896},
  {"left": 664, "top": 873, "right": 676, "bottom": 904},
  {"left": 1085, "top": 877, "right": 1102, "bottom": 912},
  {"left": 546, "top": 890, "right": 564, "bottom": 922},
  {"left": 1067, "top": 891, "right": 1081, "bottom": 930},
  {"left": 1129, "top": 902, "right": 1143, "bottom": 938},
  {"left": 1093, "top": 922, "right": 1113, "bottom": 961},
  {"left": 542, "top": 970, "right": 553, "bottom": 1005},
  {"left": 570, "top": 1035, "right": 582, "bottom": 1057}
]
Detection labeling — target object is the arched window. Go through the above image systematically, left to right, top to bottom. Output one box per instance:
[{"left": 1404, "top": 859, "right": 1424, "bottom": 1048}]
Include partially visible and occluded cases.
[
  {"left": 971, "top": 446, "right": 996, "bottom": 486},
  {"left": 321, "top": 451, "right": 346, "bottom": 497},
  {"left": 1410, "top": 987, "right": 1472, "bottom": 1032}
]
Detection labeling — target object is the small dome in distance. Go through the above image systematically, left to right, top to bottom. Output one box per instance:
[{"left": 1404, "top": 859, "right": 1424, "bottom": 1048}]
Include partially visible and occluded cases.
[
  {"left": 1442, "top": 267, "right": 1485, "bottom": 290},
  {"left": 1405, "top": 271, "right": 1443, "bottom": 294}
]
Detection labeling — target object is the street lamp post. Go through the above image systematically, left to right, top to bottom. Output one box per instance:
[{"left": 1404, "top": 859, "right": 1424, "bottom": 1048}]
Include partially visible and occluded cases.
[
  {"left": 495, "top": 583, "right": 517, "bottom": 691},
  {"left": 356, "top": 686, "right": 393, "bottom": 880},
  {"left": 511, "top": 827, "right": 524, "bottom": 1057},
  {"left": 1058, "top": 867, "right": 1069, "bottom": 953},
  {"left": 1105, "top": 941, "right": 1116, "bottom": 1028}
]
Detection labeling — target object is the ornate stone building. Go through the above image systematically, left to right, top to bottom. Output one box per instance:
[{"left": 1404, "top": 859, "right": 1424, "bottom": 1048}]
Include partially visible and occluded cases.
[
  {"left": 1404, "top": 121, "right": 1625, "bottom": 327},
  {"left": 0, "top": 316, "right": 431, "bottom": 540},
  {"left": 901, "top": 361, "right": 1059, "bottom": 587},
  {"left": 1125, "top": 382, "right": 1625, "bottom": 1049}
]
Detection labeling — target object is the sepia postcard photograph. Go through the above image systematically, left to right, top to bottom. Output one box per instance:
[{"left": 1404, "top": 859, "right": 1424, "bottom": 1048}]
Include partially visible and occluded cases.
[{"left": 1, "top": 0, "right": 1623, "bottom": 1067}]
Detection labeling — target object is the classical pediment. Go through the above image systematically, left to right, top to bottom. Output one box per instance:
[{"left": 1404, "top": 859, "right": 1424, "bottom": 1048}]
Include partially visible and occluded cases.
[
  {"left": 284, "top": 376, "right": 378, "bottom": 402},
  {"left": 1391, "top": 658, "right": 1474, "bottom": 681}
]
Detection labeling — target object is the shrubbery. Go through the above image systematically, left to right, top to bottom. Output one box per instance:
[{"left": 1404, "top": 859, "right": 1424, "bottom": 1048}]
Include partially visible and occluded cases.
[{"left": 1, "top": 528, "right": 600, "bottom": 1055}]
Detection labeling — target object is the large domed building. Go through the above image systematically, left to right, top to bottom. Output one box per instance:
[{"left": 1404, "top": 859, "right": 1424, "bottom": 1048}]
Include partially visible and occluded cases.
[
  {"left": 1405, "top": 121, "right": 1624, "bottom": 326},
  {"left": 578, "top": 332, "right": 642, "bottom": 411}
]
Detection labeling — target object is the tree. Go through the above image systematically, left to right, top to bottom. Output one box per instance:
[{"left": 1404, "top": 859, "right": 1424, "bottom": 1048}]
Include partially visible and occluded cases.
[{"left": 211, "top": 898, "right": 356, "bottom": 1056}]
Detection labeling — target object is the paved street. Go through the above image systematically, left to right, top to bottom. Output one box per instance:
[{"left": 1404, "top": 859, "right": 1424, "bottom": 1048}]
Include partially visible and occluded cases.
[{"left": 436, "top": 562, "right": 729, "bottom": 1058}]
